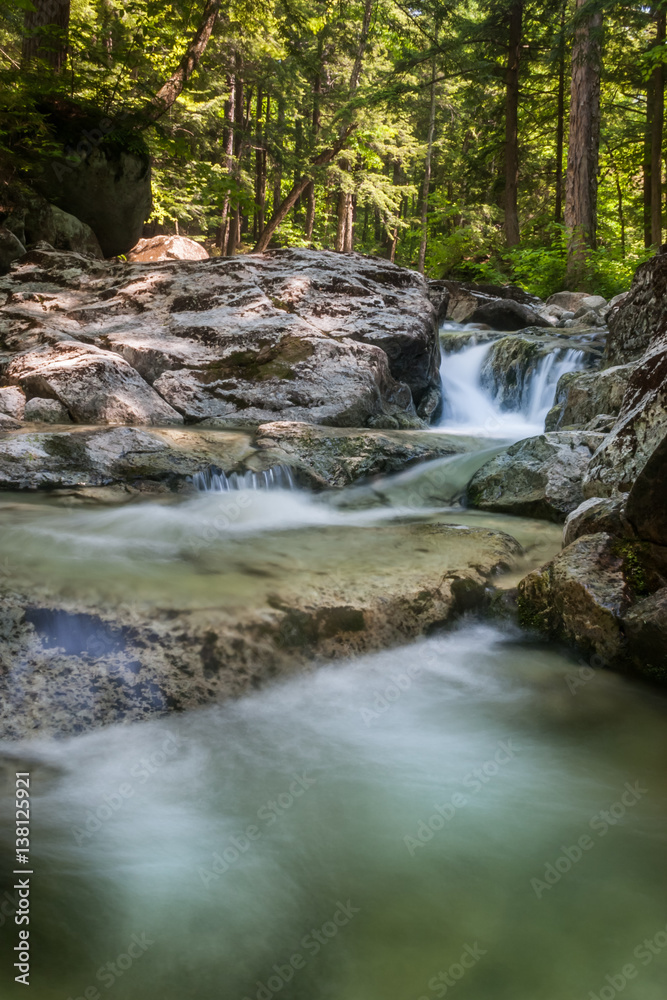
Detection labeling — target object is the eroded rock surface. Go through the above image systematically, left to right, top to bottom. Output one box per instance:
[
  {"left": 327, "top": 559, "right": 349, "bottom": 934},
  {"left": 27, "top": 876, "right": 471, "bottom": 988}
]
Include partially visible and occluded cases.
[{"left": 0, "top": 247, "right": 441, "bottom": 429}]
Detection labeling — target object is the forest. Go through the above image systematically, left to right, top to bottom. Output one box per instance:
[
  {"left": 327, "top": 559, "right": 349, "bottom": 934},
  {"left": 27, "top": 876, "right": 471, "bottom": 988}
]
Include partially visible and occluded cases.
[{"left": 1, "top": 0, "right": 665, "bottom": 296}]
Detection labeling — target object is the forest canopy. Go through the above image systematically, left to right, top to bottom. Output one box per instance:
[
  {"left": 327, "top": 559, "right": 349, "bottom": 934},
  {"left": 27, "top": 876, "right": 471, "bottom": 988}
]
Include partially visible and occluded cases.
[{"left": 1, "top": 0, "right": 666, "bottom": 295}]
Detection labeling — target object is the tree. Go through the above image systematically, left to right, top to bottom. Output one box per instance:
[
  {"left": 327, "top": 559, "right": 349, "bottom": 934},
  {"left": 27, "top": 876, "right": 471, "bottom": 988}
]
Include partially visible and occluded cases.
[
  {"left": 21, "top": 0, "right": 70, "bottom": 72},
  {"left": 564, "top": 0, "right": 603, "bottom": 288},
  {"left": 503, "top": 1, "right": 523, "bottom": 246}
]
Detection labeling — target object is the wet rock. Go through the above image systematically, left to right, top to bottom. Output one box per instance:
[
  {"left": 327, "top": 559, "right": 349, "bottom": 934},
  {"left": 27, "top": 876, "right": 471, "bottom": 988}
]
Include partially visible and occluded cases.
[
  {"left": 0, "top": 227, "right": 26, "bottom": 273},
  {"left": 127, "top": 236, "right": 209, "bottom": 262},
  {"left": 0, "top": 247, "right": 440, "bottom": 428},
  {"left": 605, "top": 252, "right": 667, "bottom": 366},
  {"left": 466, "top": 298, "right": 550, "bottom": 331},
  {"left": 479, "top": 335, "right": 597, "bottom": 412},
  {"left": 6, "top": 342, "right": 183, "bottom": 426},
  {"left": 583, "top": 343, "right": 667, "bottom": 496},
  {"left": 545, "top": 364, "right": 631, "bottom": 431},
  {"left": 24, "top": 397, "right": 71, "bottom": 423},
  {"left": 0, "top": 424, "right": 466, "bottom": 491},
  {"left": 468, "top": 431, "right": 604, "bottom": 522},
  {"left": 624, "top": 431, "right": 667, "bottom": 546},
  {"left": 563, "top": 496, "right": 629, "bottom": 547},
  {"left": 0, "top": 521, "right": 522, "bottom": 738},
  {"left": 517, "top": 533, "right": 632, "bottom": 661},
  {"left": 622, "top": 588, "right": 667, "bottom": 682}
]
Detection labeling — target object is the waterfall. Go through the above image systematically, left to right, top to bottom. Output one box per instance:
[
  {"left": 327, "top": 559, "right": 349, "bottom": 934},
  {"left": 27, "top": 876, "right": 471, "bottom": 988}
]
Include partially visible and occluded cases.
[
  {"left": 438, "top": 340, "right": 586, "bottom": 439},
  {"left": 191, "top": 463, "right": 297, "bottom": 492}
]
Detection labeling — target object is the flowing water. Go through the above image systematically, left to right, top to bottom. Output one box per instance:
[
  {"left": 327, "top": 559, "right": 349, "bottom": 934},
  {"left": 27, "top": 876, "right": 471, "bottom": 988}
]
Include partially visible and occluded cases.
[{"left": 1, "top": 330, "right": 665, "bottom": 1000}]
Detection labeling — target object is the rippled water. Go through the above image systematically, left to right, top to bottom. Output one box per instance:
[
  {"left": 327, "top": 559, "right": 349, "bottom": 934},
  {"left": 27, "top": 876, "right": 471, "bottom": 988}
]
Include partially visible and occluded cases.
[{"left": 1, "top": 623, "right": 666, "bottom": 1000}]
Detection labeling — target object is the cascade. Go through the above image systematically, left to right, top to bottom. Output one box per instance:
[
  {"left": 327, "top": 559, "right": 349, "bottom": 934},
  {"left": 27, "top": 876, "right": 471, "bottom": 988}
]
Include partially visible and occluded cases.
[{"left": 191, "top": 463, "right": 297, "bottom": 492}]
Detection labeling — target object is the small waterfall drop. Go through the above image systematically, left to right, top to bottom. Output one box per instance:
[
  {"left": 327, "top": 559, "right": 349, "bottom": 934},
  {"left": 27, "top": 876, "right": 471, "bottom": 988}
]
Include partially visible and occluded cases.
[
  {"left": 438, "top": 339, "right": 586, "bottom": 439},
  {"left": 192, "top": 463, "right": 297, "bottom": 492}
]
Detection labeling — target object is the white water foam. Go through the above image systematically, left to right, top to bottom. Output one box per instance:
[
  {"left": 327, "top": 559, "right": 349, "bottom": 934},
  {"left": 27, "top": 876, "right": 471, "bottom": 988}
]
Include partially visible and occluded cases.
[{"left": 438, "top": 339, "right": 585, "bottom": 439}]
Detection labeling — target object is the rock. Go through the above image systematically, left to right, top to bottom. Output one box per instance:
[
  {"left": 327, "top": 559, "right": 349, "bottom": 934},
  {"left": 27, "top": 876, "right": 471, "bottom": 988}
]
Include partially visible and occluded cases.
[
  {"left": 31, "top": 102, "right": 153, "bottom": 257},
  {"left": 5, "top": 190, "right": 103, "bottom": 258},
  {"left": 46, "top": 205, "right": 104, "bottom": 258},
  {"left": 0, "top": 227, "right": 26, "bottom": 273},
  {"left": 127, "top": 236, "right": 209, "bottom": 262},
  {"left": 0, "top": 247, "right": 441, "bottom": 428},
  {"left": 605, "top": 252, "right": 667, "bottom": 366},
  {"left": 427, "top": 279, "right": 451, "bottom": 324},
  {"left": 443, "top": 280, "right": 549, "bottom": 330},
  {"left": 547, "top": 291, "right": 606, "bottom": 313},
  {"left": 467, "top": 297, "right": 550, "bottom": 331},
  {"left": 479, "top": 335, "right": 597, "bottom": 412},
  {"left": 6, "top": 342, "right": 183, "bottom": 426},
  {"left": 583, "top": 343, "right": 667, "bottom": 496},
  {"left": 545, "top": 364, "right": 632, "bottom": 431},
  {"left": 0, "top": 386, "right": 25, "bottom": 420},
  {"left": 24, "top": 397, "right": 71, "bottom": 423},
  {"left": 253, "top": 422, "right": 467, "bottom": 488},
  {"left": 0, "top": 424, "right": 467, "bottom": 491},
  {"left": 467, "top": 431, "right": 604, "bottom": 522},
  {"left": 624, "top": 431, "right": 667, "bottom": 547},
  {"left": 563, "top": 496, "right": 629, "bottom": 547},
  {"left": 0, "top": 519, "right": 522, "bottom": 737},
  {"left": 517, "top": 533, "right": 633, "bottom": 661},
  {"left": 622, "top": 588, "right": 667, "bottom": 682}
]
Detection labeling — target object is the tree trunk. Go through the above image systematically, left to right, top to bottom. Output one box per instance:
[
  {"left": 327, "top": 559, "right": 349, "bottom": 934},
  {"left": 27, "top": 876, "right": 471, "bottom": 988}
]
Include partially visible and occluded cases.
[
  {"left": 22, "top": 0, "right": 70, "bottom": 72},
  {"left": 148, "top": 0, "right": 221, "bottom": 119},
  {"left": 564, "top": 0, "right": 603, "bottom": 289},
  {"left": 555, "top": 1, "right": 567, "bottom": 223},
  {"left": 503, "top": 2, "right": 523, "bottom": 247},
  {"left": 652, "top": 7, "right": 666, "bottom": 246},
  {"left": 418, "top": 35, "right": 438, "bottom": 273},
  {"left": 305, "top": 62, "right": 322, "bottom": 242},
  {"left": 219, "top": 71, "right": 236, "bottom": 252},
  {"left": 645, "top": 79, "right": 655, "bottom": 248},
  {"left": 254, "top": 89, "right": 264, "bottom": 240},
  {"left": 272, "top": 97, "right": 285, "bottom": 215},
  {"left": 254, "top": 126, "right": 358, "bottom": 253}
]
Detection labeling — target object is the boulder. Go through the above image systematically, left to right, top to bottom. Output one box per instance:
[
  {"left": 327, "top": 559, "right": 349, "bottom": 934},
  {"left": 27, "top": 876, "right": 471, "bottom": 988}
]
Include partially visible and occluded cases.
[
  {"left": 32, "top": 108, "right": 152, "bottom": 256},
  {"left": 4, "top": 190, "right": 103, "bottom": 257},
  {"left": 0, "top": 227, "right": 26, "bottom": 273},
  {"left": 127, "top": 236, "right": 209, "bottom": 262},
  {"left": 0, "top": 247, "right": 441, "bottom": 428},
  {"left": 605, "top": 251, "right": 667, "bottom": 365},
  {"left": 547, "top": 291, "right": 606, "bottom": 314},
  {"left": 466, "top": 297, "right": 550, "bottom": 331},
  {"left": 479, "top": 335, "right": 597, "bottom": 412},
  {"left": 6, "top": 342, "right": 183, "bottom": 425},
  {"left": 583, "top": 343, "right": 667, "bottom": 496},
  {"left": 545, "top": 364, "right": 632, "bottom": 431},
  {"left": 0, "top": 386, "right": 25, "bottom": 420},
  {"left": 24, "top": 397, "right": 71, "bottom": 423},
  {"left": 0, "top": 424, "right": 467, "bottom": 491},
  {"left": 467, "top": 431, "right": 604, "bottom": 522},
  {"left": 624, "top": 431, "right": 667, "bottom": 547},
  {"left": 563, "top": 496, "right": 629, "bottom": 547},
  {"left": 0, "top": 519, "right": 522, "bottom": 737},
  {"left": 517, "top": 533, "right": 634, "bottom": 661},
  {"left": 622, "top": 589, "right": 667, "bottom": 682}
]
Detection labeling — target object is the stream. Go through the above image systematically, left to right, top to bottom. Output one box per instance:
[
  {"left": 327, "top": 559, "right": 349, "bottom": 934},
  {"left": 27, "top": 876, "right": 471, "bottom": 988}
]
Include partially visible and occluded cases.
[{"left": 1, "top": 330, "right": 666, "bottom": 999}]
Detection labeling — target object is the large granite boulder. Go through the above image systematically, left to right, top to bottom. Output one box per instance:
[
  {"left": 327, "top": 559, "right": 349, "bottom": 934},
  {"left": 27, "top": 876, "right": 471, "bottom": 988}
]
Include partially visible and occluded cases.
[
  {"left": 4, "top": 189, "right": 103, "bottom": 258},
  {"left": 0, "top": 227, "right": 26, "bottom": 273},
  {"left": 127, "top": 236, "right": 209, "bottom": 262},
  {"left": 0, "top": 247, "right": 441, "bottom": 429},
  {"left": 605, "top": 251, "right": 667, "bottom": 365},
  {"left": 545, "top": 364, "right": 632, "bottom": 431},
  {"left": 0, "top": 424, "right": 467, "bottom": 491},
  {"left": 467, "top": 431, "right": 604, "bottom": 522},
  {"left": 624, "top": 431, "right": 667, "bottom": 546},
  {"left": 622, "top": 589, "right": 667, "bottom": 682}
]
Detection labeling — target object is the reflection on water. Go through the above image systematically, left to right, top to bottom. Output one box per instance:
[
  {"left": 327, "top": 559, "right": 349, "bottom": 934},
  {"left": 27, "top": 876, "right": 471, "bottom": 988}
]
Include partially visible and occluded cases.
[{"left": 1, "top": 623, "right": 666, "bottom": 999}]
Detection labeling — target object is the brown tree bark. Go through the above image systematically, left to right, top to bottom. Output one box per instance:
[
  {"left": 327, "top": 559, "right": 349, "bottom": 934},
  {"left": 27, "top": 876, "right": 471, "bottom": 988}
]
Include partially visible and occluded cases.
[
  {"left": 22, "top": 0, "right": 70, "bottom": 72},
  {"left": 148, "top": 0, "right": 221, "bottom": 120},
  {"left": 564, "top": 0, "right": 603, "bottom": 289},
  {"left": 503, "top": 1, "right": 523, "bottom": 247},
  {"left": 555, "top": 2, "right": 567, "bottom": 222},
  {"left": 652, "top": 7, "right": 666, "bottom": 246},
  {"left": 418, "top": 38, "right": 438, "bottom": 273},
  {"left": 305, "top": 63, "right": 322, "bottom": 242},
  {"left": 218, "top": 71, "right": 236, "bottom": 252},
  {"left": 272, "top": 97, "right": 285, "bottom": 215},
  {"left": 253, "top": 126, "right": 358, "bottom": 253}
]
